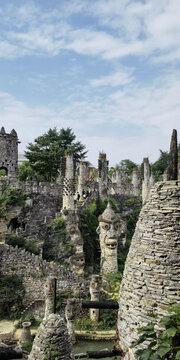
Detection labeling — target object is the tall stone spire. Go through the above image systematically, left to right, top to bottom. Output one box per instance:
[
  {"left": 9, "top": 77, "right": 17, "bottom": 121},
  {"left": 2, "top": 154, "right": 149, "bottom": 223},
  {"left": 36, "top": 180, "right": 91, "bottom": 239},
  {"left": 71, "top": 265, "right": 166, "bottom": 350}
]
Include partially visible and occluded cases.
[{"left": 167, "top": 129, "right": 178, "bottom": 180}]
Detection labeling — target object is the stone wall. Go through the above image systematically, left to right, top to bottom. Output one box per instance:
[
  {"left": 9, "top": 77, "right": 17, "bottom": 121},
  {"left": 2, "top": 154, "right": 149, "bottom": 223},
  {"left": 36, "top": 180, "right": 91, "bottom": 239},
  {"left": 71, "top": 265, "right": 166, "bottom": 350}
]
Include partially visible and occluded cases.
[
  {"left": 118, "top": 181, "right": 180, "bottom": 357},
  {"left": 0, "top": 244, "right": 84, "bottom": 306}
]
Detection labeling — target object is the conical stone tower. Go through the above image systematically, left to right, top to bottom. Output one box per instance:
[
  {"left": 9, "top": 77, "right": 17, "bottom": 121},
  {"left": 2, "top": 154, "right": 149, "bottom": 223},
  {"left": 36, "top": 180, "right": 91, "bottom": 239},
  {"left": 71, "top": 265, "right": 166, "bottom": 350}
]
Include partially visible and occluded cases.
[{"left": 118, "top": 180, "right": 180, "bottom": 358}]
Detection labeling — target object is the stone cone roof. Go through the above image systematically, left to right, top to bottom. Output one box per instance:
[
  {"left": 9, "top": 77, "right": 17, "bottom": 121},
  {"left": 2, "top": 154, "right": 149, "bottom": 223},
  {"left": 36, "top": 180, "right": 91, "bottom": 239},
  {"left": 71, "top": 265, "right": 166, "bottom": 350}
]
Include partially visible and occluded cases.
[{"left": 98, "top": 201, "right": 119, "bottom": 222}]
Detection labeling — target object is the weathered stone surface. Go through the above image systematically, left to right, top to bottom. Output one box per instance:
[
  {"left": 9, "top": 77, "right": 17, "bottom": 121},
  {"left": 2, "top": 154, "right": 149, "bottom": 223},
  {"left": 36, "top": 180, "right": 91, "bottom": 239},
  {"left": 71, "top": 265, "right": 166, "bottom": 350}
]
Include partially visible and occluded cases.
[
  {"left": 167, "top": 129, "right": 178, "bottom": 180},
  {"left": 118, "top": 181, "right": 180, "bottom": 358},
  {"left": 28, "top": 314, "right": 73, "bottom": 360}
]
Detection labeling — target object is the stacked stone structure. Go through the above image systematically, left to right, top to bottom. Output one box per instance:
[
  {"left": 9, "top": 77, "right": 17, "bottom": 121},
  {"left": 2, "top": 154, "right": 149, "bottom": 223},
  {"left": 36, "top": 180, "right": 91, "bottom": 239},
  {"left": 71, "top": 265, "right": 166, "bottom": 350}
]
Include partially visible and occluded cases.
[
  {"left": 0, "top": 127, "right": 19, "bottom": 181},
  {"left": 98, "top": 153, "right": 109, "bottom": 199},
  {"left": 77, "top": 161, "right": 89, "bottom": 200},
  {"left": 118, "top": 181, "right": 180, "bottom": 358},
  {"left": 0, "top": 244, "right": 84, "bottom": 306},
  {"left": 28, "top": 314, "right": 73, "bottom": 360}
]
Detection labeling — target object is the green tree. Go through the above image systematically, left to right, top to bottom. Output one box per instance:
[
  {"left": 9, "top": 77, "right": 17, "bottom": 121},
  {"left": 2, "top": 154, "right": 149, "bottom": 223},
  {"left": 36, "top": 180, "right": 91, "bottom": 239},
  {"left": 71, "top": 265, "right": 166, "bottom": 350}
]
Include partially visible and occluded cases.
[
  {"left": 25, "top": 128, "right": 87, "bottom": 181},
  {"left": 151, "top": 150, "right": 169, "bottom": 182},
  {"left": 18, "top": 160, "right": 35, "bottom": 181},
  {"left": 109, "top": 160, "right": 139, "bottom": 179}
]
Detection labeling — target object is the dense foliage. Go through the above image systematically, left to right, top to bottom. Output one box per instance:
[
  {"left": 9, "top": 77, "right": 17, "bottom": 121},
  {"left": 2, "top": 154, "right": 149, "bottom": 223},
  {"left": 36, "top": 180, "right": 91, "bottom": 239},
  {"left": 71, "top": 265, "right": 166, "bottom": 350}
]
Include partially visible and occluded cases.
[
  {"left": 24, "top": 127, "right": 87, "bottom": 181},
  {"left": 151, "top": 150, "right": 169, "bottom": 182},
  {"left": 109, "top": 159, "right": 139, "bottom": 179},
  {"left": 0, "top": 187, "right": 27, "bottom": 217},
  {"left": 7, "top": 236, "right": 40, "bottom": 255},
  {"left": 0, "top": 275, "right": 25, "bottom": 319},
  {"left": 133, "top": 304, "right": 180, "bottom": 360}
]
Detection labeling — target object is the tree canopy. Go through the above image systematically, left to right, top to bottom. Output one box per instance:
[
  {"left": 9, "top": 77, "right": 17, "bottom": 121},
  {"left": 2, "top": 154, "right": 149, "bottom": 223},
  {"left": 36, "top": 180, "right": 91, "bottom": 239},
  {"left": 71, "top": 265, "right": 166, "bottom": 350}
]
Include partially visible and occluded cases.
[{"left": 22, "top": 127, "right": 87, "bottom": 181}]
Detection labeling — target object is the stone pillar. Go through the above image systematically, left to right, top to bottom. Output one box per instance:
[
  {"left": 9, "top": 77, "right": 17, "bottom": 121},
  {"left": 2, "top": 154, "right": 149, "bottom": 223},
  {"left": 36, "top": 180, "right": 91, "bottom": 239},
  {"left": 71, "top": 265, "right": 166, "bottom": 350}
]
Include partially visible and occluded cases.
[
  {"left": 167, "top": 129, "right": 178, "bottom": 180},
  {"left": 62, "top": 151, "right": 75, "bottom": 211},
  {"left": 98, "top": 153, "right": 109, "bottom": 199},
  {"left": 142, "top": 157, "right": 153, "bottom": 205},
  {"left": 77, "top": 161, "right": 88, "bottom": 200},
  {"left": 132, "top": 169, "right": 140, "bottom": 196},
  {"left": 118, "top": 181, "right": 180, "bottom": 359},
  {"left": 97, "top": 202, "right": 121, "bottom": 277},
  {"left": 70, "top": 252, "right": 85, "bottom": 277},
  {"left": 90, "top": 275, "right": 100, "bottom": 322},
  {"left": 44, "top": 277, "right": 56, "bottom": 319},
  {"left": 65, "top": 299, "right": 76, "bottom": 344},
  {"left": 28, "top": 314, "right": 73, "bottom": 360},
  {"left": 20, "top": 322, "right": 31, "bottom": 344}
]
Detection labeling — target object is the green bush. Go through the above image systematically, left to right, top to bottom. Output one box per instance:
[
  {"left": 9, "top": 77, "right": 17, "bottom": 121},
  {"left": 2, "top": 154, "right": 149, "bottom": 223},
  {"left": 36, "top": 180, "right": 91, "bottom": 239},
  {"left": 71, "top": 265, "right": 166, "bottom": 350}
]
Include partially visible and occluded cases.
[
  {"left": 0, "top": 187, "right": 27, "bottom": 217},
  {"left": 7, "top": 236, "right": 40, "bottom": 255},
  {"left": 0, "top": 275, "right": 25, "bottom": 319},
  {"left": 133, "top": 304, "right": 180, "bottom": 360},
  {"left": 99, "top": 309, "right": 117, "bottom": 330},
  {"left": 75, "top": 317, "right": 94, "bottom": 331}
]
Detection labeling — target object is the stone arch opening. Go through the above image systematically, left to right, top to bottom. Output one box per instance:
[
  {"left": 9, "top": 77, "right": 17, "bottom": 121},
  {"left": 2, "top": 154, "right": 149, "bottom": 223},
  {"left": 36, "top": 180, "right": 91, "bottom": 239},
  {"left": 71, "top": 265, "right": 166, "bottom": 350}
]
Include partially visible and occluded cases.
[
  {"left": 0, "top": 166, "right": 8, "bottom": 176},
  {"left": 8, "top": 217, "right": 20, "bottom": 233}
]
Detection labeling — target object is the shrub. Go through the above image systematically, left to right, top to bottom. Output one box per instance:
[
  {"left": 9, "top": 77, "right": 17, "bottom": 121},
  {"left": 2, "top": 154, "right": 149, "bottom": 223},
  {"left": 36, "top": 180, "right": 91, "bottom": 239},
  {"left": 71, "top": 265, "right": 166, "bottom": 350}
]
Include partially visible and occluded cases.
[
  {"left": 0, "top": 187, "right": 27, "bottom": 217},
  {"left": 7, "top": 236, "right": 40, "bottom": 255},
  {"left": 0, "top": 275, "right": 25, "bottom": 319},
  {"left": 133, "top": 304, "right": 180, "bottom": 360}
]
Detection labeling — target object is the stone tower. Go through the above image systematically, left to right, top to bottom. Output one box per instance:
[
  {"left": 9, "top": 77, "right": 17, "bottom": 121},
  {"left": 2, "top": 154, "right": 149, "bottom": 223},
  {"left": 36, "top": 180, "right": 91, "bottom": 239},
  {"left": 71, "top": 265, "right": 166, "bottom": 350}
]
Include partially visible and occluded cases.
[
  {"left": 0, "top": 127, "right": 19, "bottom": 179},
  {"left": 61, "top": 151, "right": 76, "bottom": 210},
  {"left": 98, "top": 153, "right": 109, "bottom": 199},
  {"left": 142, "top": 157, "right": 154, "bottom": 205},
  {"left": 118, "top": 181, "right": 180, "bottom": 359},
  {"left": 97, "top": 202, "right": 121, "bottom": 276}
]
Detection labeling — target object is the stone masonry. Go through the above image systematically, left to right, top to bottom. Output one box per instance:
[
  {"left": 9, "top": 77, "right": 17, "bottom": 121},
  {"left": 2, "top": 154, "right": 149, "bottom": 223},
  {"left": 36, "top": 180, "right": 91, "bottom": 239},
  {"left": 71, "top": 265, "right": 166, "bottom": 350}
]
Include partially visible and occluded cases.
[
  {"left": 0, "top": 127, "right": 19, "bottom": 181},
  {"left": 118, "top": 181, "right": 180, "bottom": 358},
  {"left": 28, "top": 314, "right": 73, "bottom": 360}
]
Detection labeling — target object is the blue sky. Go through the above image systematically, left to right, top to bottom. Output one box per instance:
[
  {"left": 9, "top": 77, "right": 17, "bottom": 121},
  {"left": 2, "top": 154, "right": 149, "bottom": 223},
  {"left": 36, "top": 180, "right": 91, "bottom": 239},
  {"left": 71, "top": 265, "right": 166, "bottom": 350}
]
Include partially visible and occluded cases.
[{"left": 0, "top": 0, "right": 180, "bottom": 167}]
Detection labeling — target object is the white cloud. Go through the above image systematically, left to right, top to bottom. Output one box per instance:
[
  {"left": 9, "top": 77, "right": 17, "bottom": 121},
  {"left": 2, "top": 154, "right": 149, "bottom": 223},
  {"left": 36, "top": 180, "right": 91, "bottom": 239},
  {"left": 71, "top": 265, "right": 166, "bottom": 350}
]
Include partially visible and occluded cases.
[
  {"left": 0, "top": 0, "right": 179, "bottom": 62},
  {"left": 90, "top": 69, "right": 134, "bottom": 87}
]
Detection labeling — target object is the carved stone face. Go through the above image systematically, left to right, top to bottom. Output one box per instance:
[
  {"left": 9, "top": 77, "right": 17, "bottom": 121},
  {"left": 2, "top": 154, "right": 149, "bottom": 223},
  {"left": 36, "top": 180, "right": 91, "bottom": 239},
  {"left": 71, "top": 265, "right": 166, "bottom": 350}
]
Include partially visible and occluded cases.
[
  {"left": 97, "top": 202, "right": 120, "bottom": 275},
  {"left": 99, "top": 220, "right": 120, "bottom": 251},
  {"left": 70, "top": 252, "right": 85, "bottom": 276}
]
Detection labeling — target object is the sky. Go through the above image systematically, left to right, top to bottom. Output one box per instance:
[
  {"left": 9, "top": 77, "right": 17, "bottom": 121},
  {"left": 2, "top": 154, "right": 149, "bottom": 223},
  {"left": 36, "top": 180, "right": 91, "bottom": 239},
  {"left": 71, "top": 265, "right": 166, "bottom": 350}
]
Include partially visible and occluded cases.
[{"left": 0, "top": 0, "right": 180, "bottom": 167}]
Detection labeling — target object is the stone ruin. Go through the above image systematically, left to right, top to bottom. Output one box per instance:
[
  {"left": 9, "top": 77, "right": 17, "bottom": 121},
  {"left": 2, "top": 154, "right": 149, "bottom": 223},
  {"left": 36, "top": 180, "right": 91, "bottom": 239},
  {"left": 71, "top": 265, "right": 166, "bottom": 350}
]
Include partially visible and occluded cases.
[{"left": 0, "top": 127, "right": 19, "bottom": 183}]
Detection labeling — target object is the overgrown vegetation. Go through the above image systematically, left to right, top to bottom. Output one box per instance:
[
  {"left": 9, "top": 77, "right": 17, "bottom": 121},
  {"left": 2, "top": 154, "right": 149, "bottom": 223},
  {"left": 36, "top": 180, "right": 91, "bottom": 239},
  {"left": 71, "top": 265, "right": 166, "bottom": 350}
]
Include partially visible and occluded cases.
[
  {"left": 0, "top": 187, "right": 27, "bottom": 217},
  {"left": 7, "top": 236, "right": 40, "bottom": 255},
  {"left": 0, "top": 275, "right": 25, "bottom": 319},
  {"left": 133, "top": 304, "right": 180, "bottom": 360},
  {"left": 75, "top": 310, "right": 117, "bottom": 331}
]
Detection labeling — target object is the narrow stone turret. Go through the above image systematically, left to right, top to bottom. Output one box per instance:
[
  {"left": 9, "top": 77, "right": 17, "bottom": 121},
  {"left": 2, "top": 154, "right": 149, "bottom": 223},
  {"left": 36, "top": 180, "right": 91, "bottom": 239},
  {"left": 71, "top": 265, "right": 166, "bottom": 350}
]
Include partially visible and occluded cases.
[
  {"left": 0, "top": 127, "right": 19, "bottom": 180},
  {"left": 167, "top": 129, "right": 178, "bottom": 180},
  {"left": 62, "top": 151, "right": 76, "bottom": 210},
  {"left": 98, "top": 153, "right": 109, "bottom": 199},
  {"left": 142, "top": 157, "right": 153, "bottom": 205},
  {"left": 77, "top": 161, "right": 88, "bottom": 200},
  {"left": 132, "top": 168, "right": 140, "bottom": 196},
  {"left": 44, "top": 277, "right": 56, "bottom": 319}
]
